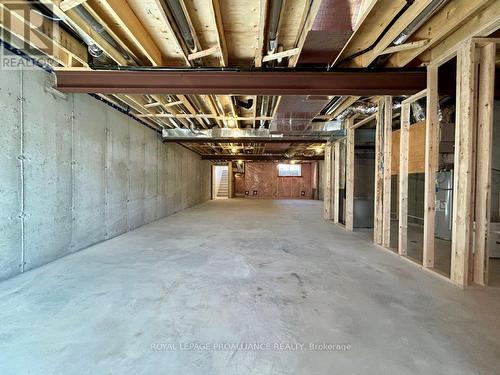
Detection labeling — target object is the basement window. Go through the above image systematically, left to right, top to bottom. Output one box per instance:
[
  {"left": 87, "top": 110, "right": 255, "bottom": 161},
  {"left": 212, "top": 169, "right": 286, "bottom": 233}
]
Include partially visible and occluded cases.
[{"left": 278, "top": 164, "right": 301, "bottom": 177}]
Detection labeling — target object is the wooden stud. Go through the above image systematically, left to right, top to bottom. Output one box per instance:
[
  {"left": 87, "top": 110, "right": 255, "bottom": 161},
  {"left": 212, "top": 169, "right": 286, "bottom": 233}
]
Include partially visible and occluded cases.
[
  {"left": 451, "top": 40, "right": 477, "bottom": 287},
  {"left": 473, "top": 42, "right": 496, "bottom": 286},
  {"left": 423, "top": 64, "right": 439, "bottom": 269},
  {"left": 382, "top": 96, "right": 393, "bottom": 248},
  {"left": 374, "top": 98, "right": 384, "bottom": 245},
  {"left": 398, "top": 103, "right": 410, "bottom": 256},
  {"left": 345, "top": 119, "right": 355, "bottom": 231},
  {"left": 333, "top": 141, "right": 341, "bottom": 223},
  {"left": 324, "top": 142, "right": 334, "bottom": 220},
  {"left": 228, "top": 161, "right": 233, "bottom": 198}
]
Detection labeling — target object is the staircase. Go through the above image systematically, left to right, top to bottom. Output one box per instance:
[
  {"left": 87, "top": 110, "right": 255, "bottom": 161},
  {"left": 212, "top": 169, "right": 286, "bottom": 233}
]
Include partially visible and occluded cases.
[{"left": 217, "top": 169, "right": 229, "bottom": 198}]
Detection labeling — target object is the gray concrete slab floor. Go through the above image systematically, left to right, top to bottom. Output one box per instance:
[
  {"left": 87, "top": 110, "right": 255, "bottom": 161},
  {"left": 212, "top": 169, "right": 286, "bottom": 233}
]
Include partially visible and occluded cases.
[{"left": 1, "top": 199, "right": 500, "bottom": 375}]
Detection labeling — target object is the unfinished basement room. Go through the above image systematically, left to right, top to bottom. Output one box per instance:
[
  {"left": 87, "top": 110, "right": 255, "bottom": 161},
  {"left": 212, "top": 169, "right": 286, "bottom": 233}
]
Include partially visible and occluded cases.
[{"left": 1, "top": 0, "right": 500, "bottom": 374}]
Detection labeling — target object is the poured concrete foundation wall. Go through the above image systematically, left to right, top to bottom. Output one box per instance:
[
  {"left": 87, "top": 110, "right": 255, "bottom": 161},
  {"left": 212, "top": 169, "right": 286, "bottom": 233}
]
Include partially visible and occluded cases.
[{"left": 0, "top": 65, "right": 211, "bottom": 281}]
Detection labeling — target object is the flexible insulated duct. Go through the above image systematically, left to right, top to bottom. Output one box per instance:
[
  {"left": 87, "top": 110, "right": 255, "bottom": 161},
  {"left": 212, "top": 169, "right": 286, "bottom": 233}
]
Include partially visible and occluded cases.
[{"left": 337, "top": 99, "right": 403, "bottom": 122}]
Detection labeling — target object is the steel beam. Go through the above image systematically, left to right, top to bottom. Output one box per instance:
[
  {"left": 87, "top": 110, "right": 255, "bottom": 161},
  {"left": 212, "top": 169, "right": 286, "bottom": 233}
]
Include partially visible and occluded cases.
[
  {"left": 54, "top": 68, "right": 427, "bottom": 95},
  {"left": 200, "top": 154, "right": 324, "bottom": 161}
]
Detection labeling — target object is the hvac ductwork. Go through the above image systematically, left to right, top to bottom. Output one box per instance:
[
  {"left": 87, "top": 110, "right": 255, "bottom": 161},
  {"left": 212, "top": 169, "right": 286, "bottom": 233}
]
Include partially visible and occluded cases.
[
  {"left": 160, "top": 0, "right": 197, "bottom": 53},
  {"left": 268, "top": 0, "right": 283, "bottom": 54},
  {"left": 392, "top": 0, "right": 449, "bottom": 45},
  {"left": 73, "top": 5, "right": 133, "bottom": 62},
  {"left": 320, "top": 96, "right": 346, "bottom": 116},
  {"left": 336, "top": 96, "right": 455, "bottom": 124},
  {"left": 408, "top": 97, "right": 455, "bottom": 124},
  {"left": 336, "top": 100, "right": 403, "bottom": 122},
  {"left": 336, "top": 102, "right": 377, "bottom": 121},
  {"left": 411, "top": 102, "right": 425, "bottom": 122},
  {"left": 162, "top": 127, "right": 344, "bottom": 140}
]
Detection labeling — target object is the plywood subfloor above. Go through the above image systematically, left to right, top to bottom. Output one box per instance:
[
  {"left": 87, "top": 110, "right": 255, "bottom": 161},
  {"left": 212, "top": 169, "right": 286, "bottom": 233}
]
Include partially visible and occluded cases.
[{"left": 127, "top": 0, "right": 187, "bottom": 65}]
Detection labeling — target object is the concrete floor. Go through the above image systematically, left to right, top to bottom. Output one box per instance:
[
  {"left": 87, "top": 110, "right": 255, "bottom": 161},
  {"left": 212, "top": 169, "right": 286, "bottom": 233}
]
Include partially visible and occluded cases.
[{"left": 1, "top": 199, "right": 500, "bottom": 375}]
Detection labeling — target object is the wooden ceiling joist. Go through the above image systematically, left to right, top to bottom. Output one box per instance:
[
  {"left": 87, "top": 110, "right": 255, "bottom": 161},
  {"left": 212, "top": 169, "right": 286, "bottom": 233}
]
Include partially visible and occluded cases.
[
  {"left": 60, "top": 0, "right": 88, "bottom": 12},
  {"left": 88, "top": 0, "right": 165, "bottom": 66},
  {"left": 151, "top": 0, "right": 191, "bottom": 66},
  {"left": 208, "top": 0, "right": 228, "bottom": 67},
  {"left": 254, "top": 0, "right": 269, "bottom": 68},
  {"left": 287, "top": 0, "right": 322, "bottom": 67},
  {"left": 334, "top": 0, "right": 409, "bottom": 67},
  {"left": 344, "top": 0, "right": 437, "bottom": 67},
  {"left": 386, "top": 0, "right": 494, "bottom": 67},
  {"left": 420, "top": 1, "right": 500, "bottom": 66},
  {"left": 114, "top": 94, "right": 168, "bottom": 129},
  {"left": 177, "top": 95, "right": 208, "bottom": 129},
  {"left": 138, "top": 113, "right": 274, "bottom": 121}
]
